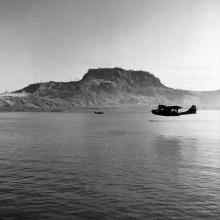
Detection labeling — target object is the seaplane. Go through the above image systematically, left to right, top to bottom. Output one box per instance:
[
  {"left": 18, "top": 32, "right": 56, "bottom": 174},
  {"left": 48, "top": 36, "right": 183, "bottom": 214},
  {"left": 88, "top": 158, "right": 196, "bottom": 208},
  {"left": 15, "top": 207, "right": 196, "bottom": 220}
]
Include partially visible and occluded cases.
[{"left": 151, "top": 105, "right": 196, "bottom": 116}]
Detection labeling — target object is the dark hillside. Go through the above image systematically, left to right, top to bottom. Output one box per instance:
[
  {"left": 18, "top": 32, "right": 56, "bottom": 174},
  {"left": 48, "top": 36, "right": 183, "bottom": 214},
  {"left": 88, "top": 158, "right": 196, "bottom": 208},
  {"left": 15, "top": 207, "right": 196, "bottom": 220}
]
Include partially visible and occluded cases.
[{"left": 1, "top": 67, "right": 219, "bottom": 111}]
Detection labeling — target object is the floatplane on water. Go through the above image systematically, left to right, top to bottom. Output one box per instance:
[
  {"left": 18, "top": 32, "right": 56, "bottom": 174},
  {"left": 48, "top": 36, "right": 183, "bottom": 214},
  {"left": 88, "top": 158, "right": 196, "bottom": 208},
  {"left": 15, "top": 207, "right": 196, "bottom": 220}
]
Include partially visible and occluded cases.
[{"left": 151, "top": 105, "right": 197, "bottom": 116}]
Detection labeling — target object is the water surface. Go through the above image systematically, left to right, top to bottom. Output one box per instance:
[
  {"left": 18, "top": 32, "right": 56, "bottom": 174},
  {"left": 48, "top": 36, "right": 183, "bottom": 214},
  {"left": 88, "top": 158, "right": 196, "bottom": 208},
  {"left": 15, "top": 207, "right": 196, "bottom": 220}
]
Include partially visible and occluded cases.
[{"left": 0, "top": 111, "right": 220, "bottom": 219}]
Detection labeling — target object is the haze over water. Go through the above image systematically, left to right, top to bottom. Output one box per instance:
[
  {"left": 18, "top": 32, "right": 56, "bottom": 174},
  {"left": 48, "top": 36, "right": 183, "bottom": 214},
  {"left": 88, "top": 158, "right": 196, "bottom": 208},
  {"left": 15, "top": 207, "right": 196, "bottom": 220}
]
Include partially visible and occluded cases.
[{"left": 0, "top": 111, "right": 220, "bottom": 219}]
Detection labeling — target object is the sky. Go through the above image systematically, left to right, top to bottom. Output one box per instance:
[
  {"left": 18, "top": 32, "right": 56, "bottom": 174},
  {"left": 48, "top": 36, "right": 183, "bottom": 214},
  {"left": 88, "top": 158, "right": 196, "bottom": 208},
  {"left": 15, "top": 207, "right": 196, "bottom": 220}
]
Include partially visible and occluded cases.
[{"left": 0, "top": 0, "right": 220, "bottom": 92}]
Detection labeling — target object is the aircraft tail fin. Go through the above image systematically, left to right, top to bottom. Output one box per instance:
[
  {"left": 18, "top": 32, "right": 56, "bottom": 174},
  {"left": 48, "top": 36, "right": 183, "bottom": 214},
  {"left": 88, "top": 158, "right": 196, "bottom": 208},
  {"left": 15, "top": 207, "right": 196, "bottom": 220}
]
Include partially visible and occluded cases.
[{"left": 186, "top": 105, "right": 197, "bottom": 114}]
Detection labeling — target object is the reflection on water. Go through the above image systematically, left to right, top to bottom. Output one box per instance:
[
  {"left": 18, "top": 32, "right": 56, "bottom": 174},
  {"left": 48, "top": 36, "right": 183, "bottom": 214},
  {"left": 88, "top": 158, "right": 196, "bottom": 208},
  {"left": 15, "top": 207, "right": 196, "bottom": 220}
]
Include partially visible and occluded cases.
[{"left": 0, "top": 111, "right": 220, "bottom": 219}]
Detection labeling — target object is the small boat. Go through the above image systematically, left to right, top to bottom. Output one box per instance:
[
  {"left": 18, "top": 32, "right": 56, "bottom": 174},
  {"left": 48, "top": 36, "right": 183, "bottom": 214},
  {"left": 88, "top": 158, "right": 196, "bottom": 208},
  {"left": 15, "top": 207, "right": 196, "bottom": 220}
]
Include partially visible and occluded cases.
[
  {"left": 151, "top": 105, "right": 196, "bottom": 116},
  {"left": 94, "top": 111, "right": 104, "bottom": 114}
]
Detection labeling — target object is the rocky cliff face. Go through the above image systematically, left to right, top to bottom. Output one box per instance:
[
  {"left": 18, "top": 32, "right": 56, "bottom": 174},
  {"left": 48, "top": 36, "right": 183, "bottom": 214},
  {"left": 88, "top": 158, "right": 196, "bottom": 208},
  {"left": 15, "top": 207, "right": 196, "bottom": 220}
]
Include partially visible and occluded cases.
[{"left": 0, "top": 67, "right": 220, "bottom": 111}]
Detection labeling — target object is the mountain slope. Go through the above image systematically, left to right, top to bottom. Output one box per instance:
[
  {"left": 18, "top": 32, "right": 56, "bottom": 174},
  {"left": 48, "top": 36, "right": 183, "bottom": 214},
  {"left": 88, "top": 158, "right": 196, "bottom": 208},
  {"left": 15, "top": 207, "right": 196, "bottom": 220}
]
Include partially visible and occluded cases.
[{"left": 0, "top": 67, "right": 219, "bottom": 111}]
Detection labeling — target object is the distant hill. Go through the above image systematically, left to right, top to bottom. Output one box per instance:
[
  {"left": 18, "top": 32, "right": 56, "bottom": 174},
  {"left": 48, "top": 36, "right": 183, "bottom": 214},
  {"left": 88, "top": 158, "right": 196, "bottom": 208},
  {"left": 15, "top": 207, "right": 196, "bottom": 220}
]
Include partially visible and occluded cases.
[{"left": 0, "top": 67, "right": 220, "bottom": 111}]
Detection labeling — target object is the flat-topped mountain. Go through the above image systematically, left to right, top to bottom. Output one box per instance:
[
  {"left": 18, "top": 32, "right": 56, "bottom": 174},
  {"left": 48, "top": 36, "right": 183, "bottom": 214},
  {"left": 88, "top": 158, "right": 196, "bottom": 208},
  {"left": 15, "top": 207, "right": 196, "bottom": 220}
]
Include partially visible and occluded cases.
[
  {"left": 0, "top": 67, "right": 220, "bottom": 111},
  {"left": 16, "top": 68, "right": 165, "bottom": 97},
  {"left": 82, "top": 68, "right": 164, "bottom": 87}
]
